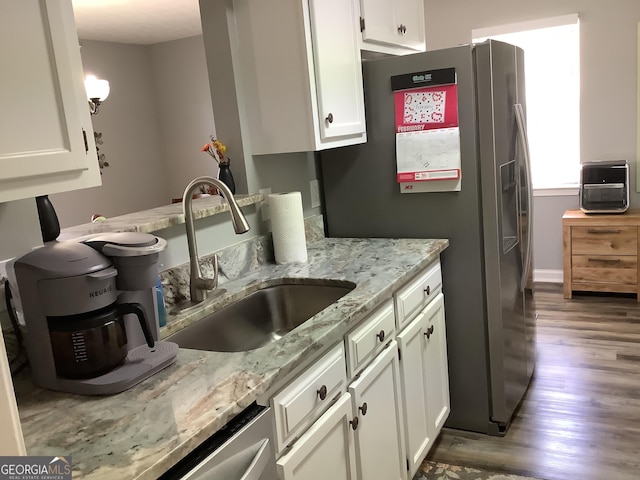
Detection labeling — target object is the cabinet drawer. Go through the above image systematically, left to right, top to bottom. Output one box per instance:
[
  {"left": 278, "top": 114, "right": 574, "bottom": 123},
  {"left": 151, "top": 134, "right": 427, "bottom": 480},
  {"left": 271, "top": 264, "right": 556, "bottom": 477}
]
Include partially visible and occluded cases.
[
  {"left": 571, "top": 226, "right": 637, "bottom": 255},
  {"left": 572, "top": 255, "right": 637, "bottom": 285},
  {"left": 394, "top": 261, "right": 442, "bottom": 330},
  {"left": 345, "top": 300, "right": 395, "bottom": 379},
  {"left": 272, "top": 343, "right": 346, "bottom": 455}
]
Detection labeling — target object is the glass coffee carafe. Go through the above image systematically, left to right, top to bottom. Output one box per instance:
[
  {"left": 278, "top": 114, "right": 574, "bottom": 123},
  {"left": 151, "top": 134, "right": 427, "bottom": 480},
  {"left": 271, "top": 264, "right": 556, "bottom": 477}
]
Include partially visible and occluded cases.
[{"left": 48, "top": 302, "right": 153, "bottom": 379}]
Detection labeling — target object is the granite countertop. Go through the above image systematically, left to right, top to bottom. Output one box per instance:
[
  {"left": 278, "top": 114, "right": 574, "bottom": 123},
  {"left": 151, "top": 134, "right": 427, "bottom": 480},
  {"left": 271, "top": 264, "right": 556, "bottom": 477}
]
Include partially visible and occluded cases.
[
  {"left": 57, "top": 193, "right": 263, "bottom": 240},
  {"left": 13, "top": 236, "right": 448, "bottom": 479}
]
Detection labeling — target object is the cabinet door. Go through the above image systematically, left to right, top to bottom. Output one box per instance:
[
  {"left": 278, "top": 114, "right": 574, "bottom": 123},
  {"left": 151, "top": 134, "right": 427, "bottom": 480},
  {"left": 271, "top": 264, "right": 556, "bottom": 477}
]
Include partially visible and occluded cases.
[
  {"left": 0, "top": 0, "right": 100, "bottom": 203},
  {"left": 309, "top": 0, "right": 366, "bottom": 140},
  {"left": 359, "top": 0, "right": 425, "bottom": 52},
  {"left": 359, "top": 0, "right": 398, "bottom": 47},
  {"left": 394, "top": 0, "right": 425, "bottom": 51},
  {"left": 424, "top": 293, "right": 450, "bottom": 435},
  {"left": 396, "top": 311, "right": 431, "bottom": 478},
  {"left": 0, "top": 330, "right": 25, "bottom": 455},
  {"left": 348, "top": 341, "right": 406, "bottom": 480},
  {"left": 272, "top": 343, "right": 347, "bottom": 455},
  {"left": 277, "top": 393, "right": 358, "bottom": 480}
]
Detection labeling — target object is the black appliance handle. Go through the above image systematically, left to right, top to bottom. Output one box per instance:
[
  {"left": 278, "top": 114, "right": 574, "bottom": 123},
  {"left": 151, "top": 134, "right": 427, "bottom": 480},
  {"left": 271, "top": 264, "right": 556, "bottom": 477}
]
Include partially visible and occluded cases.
[{"left": 118, "top": 302, "right": 155, "bottom": 348}]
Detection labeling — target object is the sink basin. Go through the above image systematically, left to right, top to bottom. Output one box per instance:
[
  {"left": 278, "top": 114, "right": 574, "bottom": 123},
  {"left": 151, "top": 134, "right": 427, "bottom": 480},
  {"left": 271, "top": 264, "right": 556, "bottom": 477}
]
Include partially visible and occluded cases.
[{"left": 167, "top": 280, "right": 356, "bottom": 352}]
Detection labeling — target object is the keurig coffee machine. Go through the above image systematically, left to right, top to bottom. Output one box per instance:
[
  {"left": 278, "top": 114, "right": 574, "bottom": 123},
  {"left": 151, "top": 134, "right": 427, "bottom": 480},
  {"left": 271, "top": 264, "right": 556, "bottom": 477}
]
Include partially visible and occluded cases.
[{"left": 10, "top": 232, "right": 178, "bottom": 395}]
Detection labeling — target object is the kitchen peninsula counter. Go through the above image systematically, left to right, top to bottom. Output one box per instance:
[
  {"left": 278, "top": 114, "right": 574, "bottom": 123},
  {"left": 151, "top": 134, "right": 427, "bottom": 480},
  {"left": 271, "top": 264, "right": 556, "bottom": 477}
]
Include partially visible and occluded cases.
[
  {"left": 57, "top": 193, "right": 264, "bottom": 240},
  {"left": 13, "top": 236, "right": 448, "bottom": 479}
]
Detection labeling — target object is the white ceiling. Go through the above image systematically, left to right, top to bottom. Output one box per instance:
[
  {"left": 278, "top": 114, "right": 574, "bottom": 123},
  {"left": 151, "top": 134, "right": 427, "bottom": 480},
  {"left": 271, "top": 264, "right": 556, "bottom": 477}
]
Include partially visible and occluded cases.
[{"left": 71, "top": 0, "right": 202, "bottom": 45}]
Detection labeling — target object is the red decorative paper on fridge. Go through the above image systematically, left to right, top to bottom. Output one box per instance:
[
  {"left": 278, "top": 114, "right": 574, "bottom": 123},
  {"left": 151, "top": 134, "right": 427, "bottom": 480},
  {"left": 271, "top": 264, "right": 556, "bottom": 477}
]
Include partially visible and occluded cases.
[
  {"left": 394, "top": 84, "right": 459, "bottom": 133},
  {"left": 394, "top": 84, "right": 461, "bottom": 184}
]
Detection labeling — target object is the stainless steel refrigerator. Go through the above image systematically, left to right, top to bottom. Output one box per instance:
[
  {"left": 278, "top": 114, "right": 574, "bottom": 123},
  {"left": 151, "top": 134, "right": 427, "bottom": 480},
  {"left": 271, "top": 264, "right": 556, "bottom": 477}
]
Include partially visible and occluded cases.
[{"left": 319, "top": 40, "right": 536, "bottom": 435}]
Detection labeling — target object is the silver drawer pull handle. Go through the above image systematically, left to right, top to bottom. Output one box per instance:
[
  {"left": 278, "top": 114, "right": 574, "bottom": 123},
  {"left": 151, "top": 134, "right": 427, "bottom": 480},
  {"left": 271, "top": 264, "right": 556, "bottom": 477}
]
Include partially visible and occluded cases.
[{"left": 587, "top": 228, "right": 621, "bottom": 234}]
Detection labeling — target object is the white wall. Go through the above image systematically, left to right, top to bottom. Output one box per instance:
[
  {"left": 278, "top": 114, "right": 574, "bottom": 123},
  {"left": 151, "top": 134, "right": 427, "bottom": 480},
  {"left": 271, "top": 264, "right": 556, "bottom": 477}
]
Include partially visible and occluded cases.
[
  {"left": 425, "top": 0, "right": 640, "bottom": 273},
  {"left": 50, "top": 41, "right": 169, "bottom": 228}
]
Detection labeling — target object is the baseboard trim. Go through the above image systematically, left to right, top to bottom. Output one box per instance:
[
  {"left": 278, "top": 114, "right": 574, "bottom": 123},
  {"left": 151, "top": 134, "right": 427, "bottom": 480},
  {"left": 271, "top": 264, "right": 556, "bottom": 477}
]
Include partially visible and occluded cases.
[{"left": 533, "top": 269, "right": 563, "bottom": 283}]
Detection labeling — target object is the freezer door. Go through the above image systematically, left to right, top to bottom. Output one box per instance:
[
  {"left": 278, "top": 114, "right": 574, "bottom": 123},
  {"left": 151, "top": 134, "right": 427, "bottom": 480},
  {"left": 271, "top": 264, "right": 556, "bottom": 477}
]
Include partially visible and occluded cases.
[{"left": 474, "top": 40, "right": 532, "bottom": 429}]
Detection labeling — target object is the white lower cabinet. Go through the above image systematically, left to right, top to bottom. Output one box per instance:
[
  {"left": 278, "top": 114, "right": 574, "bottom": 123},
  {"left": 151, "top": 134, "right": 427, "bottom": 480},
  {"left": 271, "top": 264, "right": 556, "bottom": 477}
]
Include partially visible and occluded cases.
[
  {"left": 273, "top": 263, "right": 449, "bottom": 480},
  {"left": 397, "top": 292, "right": 450, "bottom": 479},
  {"left": 423, "top": 293, "right": 450, "bottom": 435},
  {"left": 396, "top": 309, "right": 432, "bottom": 477},
  {"left": 349, "top": 340, "right": 406, "bottom": 480},
  {"left": 277, "top": 342, "right": 406, "bottom": 480},
  {"left": 271, "top": 343, "right": 347, "bottom": 456},
  {"left": 276, "top": 393, "right": 358, "bottom": 480}
]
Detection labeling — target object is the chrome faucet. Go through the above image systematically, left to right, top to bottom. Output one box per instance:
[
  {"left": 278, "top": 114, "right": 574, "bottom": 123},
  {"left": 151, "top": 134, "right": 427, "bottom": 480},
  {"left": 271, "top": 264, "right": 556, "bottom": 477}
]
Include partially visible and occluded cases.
[{"left": 182, "top": 176, "right": 250, "bottom": 303}]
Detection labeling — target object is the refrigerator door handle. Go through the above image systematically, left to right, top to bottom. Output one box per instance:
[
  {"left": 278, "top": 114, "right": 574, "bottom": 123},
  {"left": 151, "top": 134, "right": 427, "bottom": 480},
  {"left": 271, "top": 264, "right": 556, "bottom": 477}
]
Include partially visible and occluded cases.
[{"left": 514, "top": 103, "right": 534, "bottom": 292}]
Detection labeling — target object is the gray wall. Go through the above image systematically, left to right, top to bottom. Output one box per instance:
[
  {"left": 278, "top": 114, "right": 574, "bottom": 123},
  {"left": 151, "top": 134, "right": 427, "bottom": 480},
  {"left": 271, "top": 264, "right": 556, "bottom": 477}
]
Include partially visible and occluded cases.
[
  {"left": 199, "top": 0, "right": 321, "bottom": 219},
  {"left": 425, "top": 0, "right": 640, "bottom": 275},
  {"left": 49, "top": 34, "right": 320, "bottom": 236},
  {"left": 50, "top": 36, "right": 221, "bottom": 228},
  {"left": 149, "top": 36, "right": 219, "bottom": 200},
  {"left": 50, "top": 40, "right": 168, "bottom": 228},
  {"left": 533, "top": 194, "right": 579, "bottom": 273},
  {"left": 0, "top": 200, "right": 41, "bottom": 263}
]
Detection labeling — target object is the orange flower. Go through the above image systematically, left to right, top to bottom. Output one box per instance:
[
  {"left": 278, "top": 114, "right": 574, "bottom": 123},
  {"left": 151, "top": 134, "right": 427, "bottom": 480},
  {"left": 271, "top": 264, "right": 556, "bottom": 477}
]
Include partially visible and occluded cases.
[{"left": 200, "top": 144, "right": 211, "bottom": 153}]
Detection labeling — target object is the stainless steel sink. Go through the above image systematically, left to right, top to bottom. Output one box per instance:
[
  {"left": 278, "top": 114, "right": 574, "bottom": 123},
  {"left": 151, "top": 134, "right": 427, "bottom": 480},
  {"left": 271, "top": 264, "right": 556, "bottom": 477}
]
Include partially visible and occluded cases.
[{"left": 167, "top": 280, "right": 356, "bottom": 352}]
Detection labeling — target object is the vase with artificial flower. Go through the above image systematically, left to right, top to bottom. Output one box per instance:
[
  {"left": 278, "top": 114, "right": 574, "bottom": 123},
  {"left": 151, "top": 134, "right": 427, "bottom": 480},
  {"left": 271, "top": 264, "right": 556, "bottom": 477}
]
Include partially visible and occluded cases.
[{"left": 201, "top": 137, "right": 236, "bottom": 194}]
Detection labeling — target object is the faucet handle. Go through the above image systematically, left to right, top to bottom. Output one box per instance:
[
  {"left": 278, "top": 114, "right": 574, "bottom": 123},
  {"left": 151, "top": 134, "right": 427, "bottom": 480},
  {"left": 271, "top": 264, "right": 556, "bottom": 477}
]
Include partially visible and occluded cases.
[{"left": 195, "top": 253, "right": 219, "bottom": 292}]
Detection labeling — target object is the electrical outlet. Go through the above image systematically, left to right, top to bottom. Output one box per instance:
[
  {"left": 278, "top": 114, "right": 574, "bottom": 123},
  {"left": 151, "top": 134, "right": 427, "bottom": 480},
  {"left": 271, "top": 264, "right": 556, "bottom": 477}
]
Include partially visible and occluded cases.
[
  {"left": 310, "top": 179, "right": 321, "bottom": 208},
  {"left": 259, "top": 187, "right": 272, "bottom": 221}
]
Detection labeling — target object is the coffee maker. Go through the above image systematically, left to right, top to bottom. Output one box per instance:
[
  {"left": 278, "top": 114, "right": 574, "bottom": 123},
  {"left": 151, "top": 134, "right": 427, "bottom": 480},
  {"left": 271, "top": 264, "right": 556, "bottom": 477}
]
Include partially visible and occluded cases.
[{"left": 10, "top": 232, "right": 178, "bottom": 395}]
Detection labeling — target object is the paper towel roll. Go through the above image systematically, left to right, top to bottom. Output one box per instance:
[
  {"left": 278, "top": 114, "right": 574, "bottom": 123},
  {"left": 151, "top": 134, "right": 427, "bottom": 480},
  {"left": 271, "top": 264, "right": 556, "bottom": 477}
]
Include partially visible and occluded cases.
[{"left": 269, "top": 192, "right": 308, "bottom": 264}]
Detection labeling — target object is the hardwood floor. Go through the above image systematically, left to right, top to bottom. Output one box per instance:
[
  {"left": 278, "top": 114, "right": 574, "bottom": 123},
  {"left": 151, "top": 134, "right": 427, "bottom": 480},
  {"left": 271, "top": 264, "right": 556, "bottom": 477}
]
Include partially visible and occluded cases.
[{"left": 427, "top": 282, "right": 640, "bottom": 480}]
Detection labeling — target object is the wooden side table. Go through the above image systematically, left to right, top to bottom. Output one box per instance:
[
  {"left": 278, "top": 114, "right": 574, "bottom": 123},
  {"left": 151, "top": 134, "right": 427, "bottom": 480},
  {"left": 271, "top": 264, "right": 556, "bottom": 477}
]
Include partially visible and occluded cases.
[{"left": 562, "top": 209, "right": 640, "bottom": 300}]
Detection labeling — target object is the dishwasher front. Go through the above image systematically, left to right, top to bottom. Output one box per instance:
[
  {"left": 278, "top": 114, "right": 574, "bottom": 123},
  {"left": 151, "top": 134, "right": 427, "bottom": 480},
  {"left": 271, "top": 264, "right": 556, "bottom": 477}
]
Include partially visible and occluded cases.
[{"left": 160, "top": 403, "right": 278, "bottom": 480}]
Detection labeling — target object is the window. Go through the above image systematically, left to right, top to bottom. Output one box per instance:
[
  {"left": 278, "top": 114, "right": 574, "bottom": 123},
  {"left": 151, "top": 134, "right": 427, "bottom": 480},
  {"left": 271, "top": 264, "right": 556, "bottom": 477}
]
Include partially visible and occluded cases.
[{"left": 473, "top": 14, "right": 580, "bottom": 190}]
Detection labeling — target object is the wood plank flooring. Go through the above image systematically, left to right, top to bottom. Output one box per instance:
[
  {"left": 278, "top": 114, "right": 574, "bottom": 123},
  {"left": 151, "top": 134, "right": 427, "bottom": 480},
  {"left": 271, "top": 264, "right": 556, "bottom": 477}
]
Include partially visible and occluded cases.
[{"left": 426, "top": 282, "right": 640, "bottom": 480}]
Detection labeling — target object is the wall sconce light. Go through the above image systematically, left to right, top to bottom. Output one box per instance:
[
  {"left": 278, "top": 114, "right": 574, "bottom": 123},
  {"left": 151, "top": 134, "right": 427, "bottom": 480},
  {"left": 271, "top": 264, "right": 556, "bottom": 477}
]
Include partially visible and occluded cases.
[
  {"left": 84, "top": 75, "right": 110, "bottom": 115},
  {"left": 85, "top": 75, "right": 110, "bottom": 171}
]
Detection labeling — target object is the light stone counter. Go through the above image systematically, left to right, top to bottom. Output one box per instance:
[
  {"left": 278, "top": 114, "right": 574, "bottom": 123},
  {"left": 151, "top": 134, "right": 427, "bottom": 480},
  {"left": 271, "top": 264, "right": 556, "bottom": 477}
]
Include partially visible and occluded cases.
[
  {"left": 57, "top": 193, "right": 263, "bottom": 240},
  {"left": 13, "top": 236, "right": 448, "bottom": 479}
]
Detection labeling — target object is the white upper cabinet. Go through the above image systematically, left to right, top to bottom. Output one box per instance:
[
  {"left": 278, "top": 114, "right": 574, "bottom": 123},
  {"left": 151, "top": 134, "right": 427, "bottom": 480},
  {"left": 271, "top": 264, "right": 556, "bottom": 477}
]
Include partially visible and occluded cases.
[
  {"left": 0, "top": 0, "right": 101, "bottom": 203},
  {"left": 234, "top": 0, "right": 367, "bottom": 155},
  {"left": 358, "top": 0, "right": 426, "bottom": 54}
]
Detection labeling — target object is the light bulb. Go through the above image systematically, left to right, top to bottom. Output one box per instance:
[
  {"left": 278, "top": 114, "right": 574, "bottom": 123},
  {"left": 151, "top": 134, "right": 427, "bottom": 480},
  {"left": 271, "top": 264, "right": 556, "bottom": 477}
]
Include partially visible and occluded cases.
[{"left": 84, "top": 75, "right": 110, "bottom": 101}]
